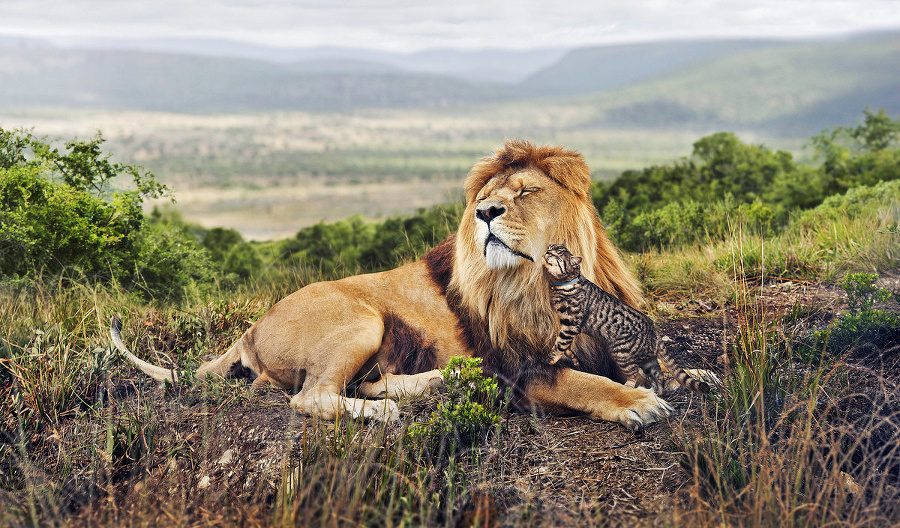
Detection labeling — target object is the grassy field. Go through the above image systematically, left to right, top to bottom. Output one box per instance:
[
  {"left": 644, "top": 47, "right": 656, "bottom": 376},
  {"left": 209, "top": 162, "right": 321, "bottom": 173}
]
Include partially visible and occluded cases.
[{"left": 0, "top": 107, "right": 805, "bottom": 239}]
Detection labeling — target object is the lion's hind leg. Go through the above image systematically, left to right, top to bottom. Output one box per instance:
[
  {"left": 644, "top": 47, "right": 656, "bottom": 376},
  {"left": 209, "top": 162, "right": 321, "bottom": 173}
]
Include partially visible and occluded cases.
[
  {"left": 288, "top": 311, "right": 401, "bottom": 422},
  {"left": 290, "top": 381, "right": 402, "bottom": 422}
]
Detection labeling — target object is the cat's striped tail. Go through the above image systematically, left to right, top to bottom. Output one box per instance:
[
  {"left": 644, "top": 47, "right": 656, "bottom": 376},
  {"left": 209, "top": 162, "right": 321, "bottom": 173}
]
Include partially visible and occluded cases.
[{"left": 657, "top": 344, "right": 712, "bottom": 394}]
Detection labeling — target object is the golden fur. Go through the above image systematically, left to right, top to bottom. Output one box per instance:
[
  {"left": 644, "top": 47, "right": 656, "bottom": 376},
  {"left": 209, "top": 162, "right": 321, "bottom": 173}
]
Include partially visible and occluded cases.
[{"left": 114, "top": 139, "right": 672, "bottom": 430}]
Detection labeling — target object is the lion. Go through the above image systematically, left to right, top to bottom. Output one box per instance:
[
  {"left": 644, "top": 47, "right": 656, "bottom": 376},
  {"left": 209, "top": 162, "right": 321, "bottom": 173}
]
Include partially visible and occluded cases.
[{"left": 112, "top": 139, "right": 673, "bottom": 431}]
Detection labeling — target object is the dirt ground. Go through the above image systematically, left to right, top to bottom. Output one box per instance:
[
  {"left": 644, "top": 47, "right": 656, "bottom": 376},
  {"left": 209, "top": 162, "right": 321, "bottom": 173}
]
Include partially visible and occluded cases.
[{"left": 35, "top": 277, "right": 899, "bottom": 527}]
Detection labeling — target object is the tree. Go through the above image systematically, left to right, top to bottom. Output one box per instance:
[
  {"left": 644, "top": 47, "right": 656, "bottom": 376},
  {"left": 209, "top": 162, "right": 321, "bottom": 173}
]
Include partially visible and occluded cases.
[
  {"left": 810, "top": 108, "right": 900, "bottom": 195},
  {"left": 850, "top": 108, "right": 900, "bottom": 152}
]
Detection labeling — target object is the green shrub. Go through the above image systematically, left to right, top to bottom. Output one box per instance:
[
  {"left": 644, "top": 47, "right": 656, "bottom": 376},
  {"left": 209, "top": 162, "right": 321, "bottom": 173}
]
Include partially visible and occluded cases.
[
  {"left": 811, "top": 108, "right": 900, "bottom": 196},
  {"left": 594, "top": 110, "right": 900, "bottom": 252},
  {"left": 0, "top": 128, "right": 214, "bottom": 300},
  {"left": 0, "top": 164, "right": 142, "bottom": 280},
  {"left": 791, "top": 180, "right": 900, "bottom": 233},
  {"left": 606, "top": 195, "right": 777, "bottom": 252},
  {"left": 279, "top": 204, "right": 462, "bottom": 276},
  {"left": 281, "top": 215, "right": 375, "bottom": 273},
  {"left": 131, "top": 222, "right": 217, "bottom": 301},
  {"left": 202, "top": 227, "right": 262, "bottom": 279},
  {"left": 798, "top": 272, "right": 899, "bottom": 361},
  {"left": 841, "top": 272, "right": 892, "bottom": 312},
  {"left": 406, "top": 357, "right": 505, "bottom": 459}
]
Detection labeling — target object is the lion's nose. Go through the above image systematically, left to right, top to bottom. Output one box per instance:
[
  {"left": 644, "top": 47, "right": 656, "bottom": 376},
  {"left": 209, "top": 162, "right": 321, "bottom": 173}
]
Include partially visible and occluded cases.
[{"left": 475, "top": 204, "right": 506, "bottom": 224}]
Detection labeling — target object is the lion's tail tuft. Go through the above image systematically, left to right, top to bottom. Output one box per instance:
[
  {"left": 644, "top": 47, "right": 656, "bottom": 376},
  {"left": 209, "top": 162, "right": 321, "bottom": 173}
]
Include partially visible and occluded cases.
[{"left": 111, "top": 315, "right": 180, "bottom": 384}]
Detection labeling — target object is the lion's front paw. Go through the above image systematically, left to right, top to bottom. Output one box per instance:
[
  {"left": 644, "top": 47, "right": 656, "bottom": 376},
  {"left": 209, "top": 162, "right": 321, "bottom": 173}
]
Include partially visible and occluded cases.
[
  {"left": 601, "top": 386, "right": 674, "bottom": 432},
  {"left": 364, "top": 398, "right": 400, "bottom": 422}
]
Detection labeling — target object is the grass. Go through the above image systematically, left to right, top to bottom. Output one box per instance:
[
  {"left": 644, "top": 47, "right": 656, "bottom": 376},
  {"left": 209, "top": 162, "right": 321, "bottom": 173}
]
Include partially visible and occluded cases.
[
  {"left": 635, "top": 185, "right": 900, "bottom": 306},
  {"left": 675, "top": 281, "right": 900, "bottom": 527}
]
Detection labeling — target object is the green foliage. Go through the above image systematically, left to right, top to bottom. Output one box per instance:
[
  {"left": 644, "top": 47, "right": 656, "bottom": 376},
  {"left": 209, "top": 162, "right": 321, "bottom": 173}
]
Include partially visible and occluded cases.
[
  {"left": 810, "top": 108, "right": 900, "bottom": 196},
  {"left": 848, "top": 108, "right": 900, "bottom": 151},
  {"left": 594, "top": 111, "right": 900, "bottom": 252},
  {"left": 0, "top": 128, "right": 217, "bottom": 301},
  {"left": 594, "top": 132, "right": 798, "bottom": 251},
  {"left": 33, "top": 133, "right": 168, "bottom": 199},
  {"left": 0, "top": 163, "right": 142, "bottom": 279},
  {"left": 791, "top": 179, "right": 900, "bottom": 232},
  {"left": 609, "top": 195, "right": 777, "bottom": 251},
  {"left": 279, "top": 204, "right": 462, "bottom": 275},
  {"left": 359, "top": 204, "right": 462, "bottom": 269},
  {"left": 281, "top": 216, "right": 375, "bottom": 273},
  {"left": 131, "top": 222, "right": 217, "bottom": 300},
  {"left": 202, "top": 227, "right": 262, "bottom": 279},
  {"left": 798, "top": 272, "right": 899, "bottom": 361},
  {"left": 841, "top": 272, "right": 893, "bottom": 312},
  {"left": 816, "top": 309, "right": 900, "bottom": 357},
  {"left": 406, "top": 357, "right": 505, "bottom": 459}
]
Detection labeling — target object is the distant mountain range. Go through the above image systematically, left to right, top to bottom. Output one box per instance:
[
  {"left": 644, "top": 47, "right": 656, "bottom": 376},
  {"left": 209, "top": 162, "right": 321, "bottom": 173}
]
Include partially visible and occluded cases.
[{"left": 1, "top": 31, "right": 898, "bottom": 135}]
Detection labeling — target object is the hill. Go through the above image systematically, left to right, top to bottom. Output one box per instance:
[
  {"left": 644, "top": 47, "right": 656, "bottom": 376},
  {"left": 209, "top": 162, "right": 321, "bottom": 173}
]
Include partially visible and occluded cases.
[
  {"left": 1, "top": 31, "right": 899, "bottom": 134},
  {"left": 566, "top": 32, "right": 900, "bottom": 135},
  {"left": 515, "top": 38, "right": 786, "bottom": 97},
  {"left": 0, "top": 49, "right": 501, "bottom": 112}
]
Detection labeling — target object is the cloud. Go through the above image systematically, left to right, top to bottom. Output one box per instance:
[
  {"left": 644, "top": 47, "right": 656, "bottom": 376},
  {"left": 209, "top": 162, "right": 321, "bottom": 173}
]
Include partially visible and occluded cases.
[{"left": 2, "top": 0, "right": 899, "bottom": 51}]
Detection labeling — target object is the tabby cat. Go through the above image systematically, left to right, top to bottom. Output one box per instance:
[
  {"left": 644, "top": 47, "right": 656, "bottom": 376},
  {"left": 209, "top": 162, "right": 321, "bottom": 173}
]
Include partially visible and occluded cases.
[{"left": 543, "top": 243, "right": 710, "bottom": 394}]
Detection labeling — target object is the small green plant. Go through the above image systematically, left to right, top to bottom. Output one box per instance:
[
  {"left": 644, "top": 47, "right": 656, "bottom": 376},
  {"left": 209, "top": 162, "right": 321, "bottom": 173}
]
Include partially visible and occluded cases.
[
  {"left": 799, "top": 272, "right": 899, "bottom": 361},
  {"left": 841, "top": 272, "right": 892, "bottom": 312},
  {"left": 406, "top": 357, "right": 505, "bottom": 459}
]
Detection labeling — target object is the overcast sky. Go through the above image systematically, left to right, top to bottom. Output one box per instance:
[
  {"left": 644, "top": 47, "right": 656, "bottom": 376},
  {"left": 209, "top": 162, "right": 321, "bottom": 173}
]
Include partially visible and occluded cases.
[{"left": 3, "top": 0, "right": 900, "bottom": 51}]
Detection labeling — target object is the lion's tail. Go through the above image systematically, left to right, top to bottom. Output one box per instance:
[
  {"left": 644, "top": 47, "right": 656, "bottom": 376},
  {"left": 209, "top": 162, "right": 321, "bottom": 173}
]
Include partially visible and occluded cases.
[{"left": 110, "top": 315, "right": 180, "bottom": 384}]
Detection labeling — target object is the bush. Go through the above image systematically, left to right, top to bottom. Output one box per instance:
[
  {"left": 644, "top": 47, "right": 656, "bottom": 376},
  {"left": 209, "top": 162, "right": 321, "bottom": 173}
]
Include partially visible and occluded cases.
[
  {"left": 811, "top": 108, "right": 900, "bottom": 196},
  {"left": 594, "top": 110, "right": 900, "bottom": 252},
  {"left": 0, "top": 128, "right": 212, "bottom": 300},
  {"left": 0, "top": 164, "right": 141, "bottom": 279},
  {"left": 791, "top": 180, "right": 900, "bottom": 232},
  {"left": 605, "top": 195, "right": 777, "bottom": 251},
  {"left": 280, "top": 204, "right": 462, "bottom": 276},
  {"left": 132, "top": 223, "right": 217, "bottom": 300},
  {"left": 202, "top": 227, "right": 262, "bottom": 279},
  {"left": 798, "top": 272, "right": 900, "bottom": 361},
  {"left": 406, "top": 357, "right": 506, "bottom": 460}
]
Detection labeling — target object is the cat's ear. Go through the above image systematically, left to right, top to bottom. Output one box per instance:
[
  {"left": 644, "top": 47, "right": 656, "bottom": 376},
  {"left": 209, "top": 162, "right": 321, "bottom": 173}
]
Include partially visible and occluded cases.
[{"left": 571, "top": 256, "right": 583, "bottom": 266}]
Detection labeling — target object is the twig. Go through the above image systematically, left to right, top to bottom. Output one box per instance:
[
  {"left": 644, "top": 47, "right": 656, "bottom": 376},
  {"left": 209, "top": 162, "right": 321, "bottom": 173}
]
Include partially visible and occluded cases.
[
  {"left": 607, "top": 438, "right": 651, "bottom": 450},
  {"left": 627, "top": 463, "right": 678, "bottom": 472}
]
